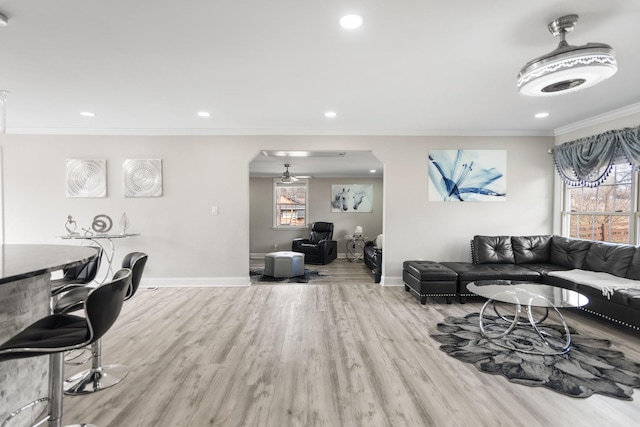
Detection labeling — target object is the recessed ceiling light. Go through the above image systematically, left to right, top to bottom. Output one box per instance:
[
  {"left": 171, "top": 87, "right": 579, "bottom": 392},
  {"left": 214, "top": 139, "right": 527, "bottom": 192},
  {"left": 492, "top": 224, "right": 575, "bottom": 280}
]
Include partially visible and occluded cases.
[
  {"left": 340, "top": 14, "right": 363, "bottom": 29},
  {"left": 197, "top": 111, "right": 211, "bottom": 117},
  {"left": 325, "top": 111, "right": 337, "bottom": 118},
  {"left": 80, "top": 112, "right": 95, "bottom": 117},
  {"left": 535, "top": 112, "right": 550, "bottom": 119},
  {"left": 370, "top": 169, "right": 377, "bottom": 173}
]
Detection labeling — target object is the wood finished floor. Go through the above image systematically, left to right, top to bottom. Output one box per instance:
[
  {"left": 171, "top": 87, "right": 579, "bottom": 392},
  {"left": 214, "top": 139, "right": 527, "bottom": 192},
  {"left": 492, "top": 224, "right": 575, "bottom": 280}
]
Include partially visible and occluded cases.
[{"left": 62, "top": 259, "right": 640, "bottom": 427}]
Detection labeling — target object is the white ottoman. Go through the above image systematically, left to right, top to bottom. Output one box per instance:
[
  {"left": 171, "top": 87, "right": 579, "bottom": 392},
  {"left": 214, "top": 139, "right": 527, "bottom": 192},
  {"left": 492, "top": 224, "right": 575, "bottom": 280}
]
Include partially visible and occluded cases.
[{"left": 264, "top": 251, "right": 305, "bottom": 278}]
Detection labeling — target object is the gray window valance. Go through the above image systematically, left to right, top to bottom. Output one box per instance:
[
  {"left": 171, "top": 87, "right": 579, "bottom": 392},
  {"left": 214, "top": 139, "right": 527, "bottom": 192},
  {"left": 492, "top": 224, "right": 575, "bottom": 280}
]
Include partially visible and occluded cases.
[{"left": 553, "top": 126, "right": 640, "bottom": 186}]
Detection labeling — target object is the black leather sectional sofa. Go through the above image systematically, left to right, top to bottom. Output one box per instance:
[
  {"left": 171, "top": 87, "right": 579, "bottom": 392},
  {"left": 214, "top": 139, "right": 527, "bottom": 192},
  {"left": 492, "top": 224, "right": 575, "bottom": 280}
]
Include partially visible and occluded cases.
[
  {"left": 415, "top": 235, "right": 640, "bottom": 330},
  {"left": 364, "top": 239, "right": 382, "bottom": 283}
]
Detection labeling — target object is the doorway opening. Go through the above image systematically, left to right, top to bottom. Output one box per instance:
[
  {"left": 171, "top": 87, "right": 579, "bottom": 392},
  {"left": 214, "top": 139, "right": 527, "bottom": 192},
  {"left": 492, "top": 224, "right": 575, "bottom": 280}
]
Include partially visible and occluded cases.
[{"left": 248, "top": 150, "right": 384, "bottom": 283}]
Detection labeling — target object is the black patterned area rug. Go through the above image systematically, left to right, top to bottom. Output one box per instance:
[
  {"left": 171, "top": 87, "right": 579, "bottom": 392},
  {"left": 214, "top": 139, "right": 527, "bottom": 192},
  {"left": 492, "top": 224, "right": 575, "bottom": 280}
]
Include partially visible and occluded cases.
[
  {"left": 250, "top": 267, "right": 328, "bottom": 284},
  {"left": 431, "top": 312, "right": 640, "bottom": 399}
]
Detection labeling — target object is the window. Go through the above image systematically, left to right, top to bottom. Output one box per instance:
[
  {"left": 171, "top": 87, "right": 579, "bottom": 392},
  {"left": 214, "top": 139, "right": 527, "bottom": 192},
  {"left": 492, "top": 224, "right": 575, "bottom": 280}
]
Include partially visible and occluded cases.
[
  {"left": 562, "top": 163, "right": 639, "bottom": 244},
  {"left": 273, "top": 179, "right": 308, "bottom": 228}
]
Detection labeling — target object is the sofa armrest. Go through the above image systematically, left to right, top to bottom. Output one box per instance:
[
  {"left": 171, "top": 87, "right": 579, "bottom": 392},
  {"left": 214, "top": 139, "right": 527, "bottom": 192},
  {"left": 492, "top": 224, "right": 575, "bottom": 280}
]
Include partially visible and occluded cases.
[
  {"left": 291, "top": 238, "right": 310, "bottom": 251},
  {"left": 317, "top": 239, "right": 336, "bottom": 250},
  {"left": 363, "top": 244, "right": 382, "bottom": 283},
  {"left": 373, "top": 248, "right": 382, "bottom": 283}
]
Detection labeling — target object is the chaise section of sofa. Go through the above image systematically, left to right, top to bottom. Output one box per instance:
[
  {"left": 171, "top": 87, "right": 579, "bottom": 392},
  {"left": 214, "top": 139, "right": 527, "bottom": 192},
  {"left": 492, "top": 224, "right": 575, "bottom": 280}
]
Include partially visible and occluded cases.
[{"left": 437, "top": 234, "right": 640, "bottom": 330}]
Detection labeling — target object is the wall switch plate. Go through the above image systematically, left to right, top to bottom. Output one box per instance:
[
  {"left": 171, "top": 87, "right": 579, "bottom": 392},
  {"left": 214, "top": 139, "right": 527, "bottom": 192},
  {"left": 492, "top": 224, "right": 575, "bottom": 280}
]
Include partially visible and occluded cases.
[{"left": 211, "top": 206, "right": 219, "bottom": 215}]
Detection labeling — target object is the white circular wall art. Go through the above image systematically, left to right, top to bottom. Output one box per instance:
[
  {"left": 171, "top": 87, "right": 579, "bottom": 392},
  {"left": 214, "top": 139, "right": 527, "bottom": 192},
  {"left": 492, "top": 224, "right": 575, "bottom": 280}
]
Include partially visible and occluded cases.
[
  {"left": 66, "top": 159, "right": 107, "bottom": 198},
  {"left": 123, "top": 159, "right": 163, "bottom": 197}
]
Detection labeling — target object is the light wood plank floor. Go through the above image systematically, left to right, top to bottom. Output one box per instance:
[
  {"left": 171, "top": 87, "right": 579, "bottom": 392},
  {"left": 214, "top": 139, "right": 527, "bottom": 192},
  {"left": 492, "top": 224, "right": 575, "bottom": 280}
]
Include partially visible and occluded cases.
[{"left": 62, "top": 259, "right": 640, "bottom": 427}]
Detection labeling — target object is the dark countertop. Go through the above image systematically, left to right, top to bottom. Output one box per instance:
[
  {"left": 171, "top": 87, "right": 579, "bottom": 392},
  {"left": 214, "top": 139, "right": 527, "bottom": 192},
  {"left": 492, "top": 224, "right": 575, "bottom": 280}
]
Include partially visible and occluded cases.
[{"left": 0, "top": 244, "right": 99, "bottom": 285}]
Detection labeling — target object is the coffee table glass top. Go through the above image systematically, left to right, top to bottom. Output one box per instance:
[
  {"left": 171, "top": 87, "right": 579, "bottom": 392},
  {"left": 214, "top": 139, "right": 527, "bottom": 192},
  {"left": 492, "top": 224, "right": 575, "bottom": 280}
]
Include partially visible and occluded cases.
[{"left": 467, "top": 280, "right": 589, "bottom": 308}]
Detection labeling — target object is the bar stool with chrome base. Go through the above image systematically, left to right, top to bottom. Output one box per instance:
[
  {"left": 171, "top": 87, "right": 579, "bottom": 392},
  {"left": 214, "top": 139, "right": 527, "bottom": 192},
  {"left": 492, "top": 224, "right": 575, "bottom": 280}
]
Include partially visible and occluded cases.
[
  {"left": 50, "top": 247, "right": 103, "bottom": 296},
  {"left": 51, "top": 247, "right": 103, "bottom": 366},
  {"left": 53, "top": 252, "right": 148, "bottom": 395},
  {"left": 121, "top": 252, "right": 148, "bottom": 300},
  {"left": 0, "top": 268, "right": 132, "bottom": 427}
]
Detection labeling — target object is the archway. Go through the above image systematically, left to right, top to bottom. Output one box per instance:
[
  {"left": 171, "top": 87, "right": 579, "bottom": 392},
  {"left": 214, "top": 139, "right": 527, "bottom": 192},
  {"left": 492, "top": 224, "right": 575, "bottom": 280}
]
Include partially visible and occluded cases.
[{"left": 248, "top": 150, "right": 384, "bottom": 281}]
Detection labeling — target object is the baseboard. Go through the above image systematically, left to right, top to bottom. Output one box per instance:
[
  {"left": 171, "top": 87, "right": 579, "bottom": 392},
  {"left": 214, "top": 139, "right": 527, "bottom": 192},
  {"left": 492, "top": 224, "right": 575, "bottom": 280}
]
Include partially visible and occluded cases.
[
  {"left": 251, "top": 252, "right": 348, "bottom": 259},
  {"left": 141, "top": 269, "right": 399, "bottom": 288},
  {"left": 381, "top": 275, "right": 403, "bottom": 287},
  {"left": 141, "top": 277, "right": 250, "bottom": 288}
]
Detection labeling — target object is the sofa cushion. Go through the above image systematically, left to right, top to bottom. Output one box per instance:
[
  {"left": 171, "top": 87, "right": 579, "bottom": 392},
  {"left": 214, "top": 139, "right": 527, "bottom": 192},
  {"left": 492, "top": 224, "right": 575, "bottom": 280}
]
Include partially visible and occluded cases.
[
  {"left": 473, "top": 235, "right": 515, "bottom": 264},
  {"left": 511, "top": 235, "right": 551, "bottom": 264},
  {"left": 549, "top": 236, "right": 590, "bottom": 269},
  {"left": 583, "top": 241, "right": 637, "bottom": 277},
  {"left": 624, "top": 248, "right": 640, "bottom": 280},
  {"left": 403, "top": 261, "right": 457, "bottom": 281},
  {"left": 440, "top": 262, "right": 540, "bottom": 282},
  {"left": 521, "top": 263, "right": 569, "bottom": 275},
  {"left": 547, "top": 269, "right": 640, "bottom": 299},
  {"left": 540, "top": 274, "right": 580, "bottom": 291},
  {"left": 610, "top": 288, "right": 638, "bottom": 307},
  {"left": 628, "top": 290, "right": 640, "bottom": 310}
]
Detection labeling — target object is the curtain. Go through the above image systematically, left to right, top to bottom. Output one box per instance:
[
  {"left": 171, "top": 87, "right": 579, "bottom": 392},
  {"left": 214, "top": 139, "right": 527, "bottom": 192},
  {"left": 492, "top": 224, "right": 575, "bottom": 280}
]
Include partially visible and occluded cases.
[{"left": 554, "top": 126, "right": 640, "bottom": 186}]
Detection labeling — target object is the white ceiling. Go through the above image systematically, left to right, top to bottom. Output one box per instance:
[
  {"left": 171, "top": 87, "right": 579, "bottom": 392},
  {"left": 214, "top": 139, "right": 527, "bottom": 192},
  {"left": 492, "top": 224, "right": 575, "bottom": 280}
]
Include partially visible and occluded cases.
[
  {"left": 1, "top": 1, "right": 639, "bottom": 177},
  {"left": 249, "top": 150, "right": 383, "bottom": 179}
]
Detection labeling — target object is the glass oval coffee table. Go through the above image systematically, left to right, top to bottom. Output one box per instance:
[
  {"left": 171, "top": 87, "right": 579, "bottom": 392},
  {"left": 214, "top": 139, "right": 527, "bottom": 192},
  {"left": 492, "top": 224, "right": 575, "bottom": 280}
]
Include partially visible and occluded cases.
[{"left": 467, "top": 280, "right": 589, "bottom": 355}]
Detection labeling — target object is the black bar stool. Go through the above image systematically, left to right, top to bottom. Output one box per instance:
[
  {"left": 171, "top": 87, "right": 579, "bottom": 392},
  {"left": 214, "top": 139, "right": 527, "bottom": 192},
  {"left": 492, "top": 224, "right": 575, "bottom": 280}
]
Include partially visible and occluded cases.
[
  {"left": 50, "top": 247, "right": 103, "bottom": 366},
  {"left": 51, "top": 247, "right": 103, "bottom": 296},
  {"left": 53, "top": 252, "right": 148, "bottom": 395},
  {"left": 121, "top": 252, "right": 148, "bottom": 301},
  {"left": 0, "top": 268, "right": 132, "bottom": 427}
]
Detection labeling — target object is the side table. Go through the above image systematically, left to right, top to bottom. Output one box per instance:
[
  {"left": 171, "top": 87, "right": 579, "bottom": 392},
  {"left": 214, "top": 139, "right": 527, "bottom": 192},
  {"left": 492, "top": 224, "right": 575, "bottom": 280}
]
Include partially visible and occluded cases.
[{"left": 345, "top": 234, "right": 367, "bottom": 262}]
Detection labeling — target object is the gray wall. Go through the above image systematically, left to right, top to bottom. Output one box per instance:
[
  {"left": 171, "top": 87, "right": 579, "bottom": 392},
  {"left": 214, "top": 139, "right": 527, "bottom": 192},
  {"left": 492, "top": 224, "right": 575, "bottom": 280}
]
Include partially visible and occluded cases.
[
  {"left": 0, "top": 134, "right": 555, "bottom": 286},
  {"left": 250, "top": 177, "right": 384, "bottom": 255}
]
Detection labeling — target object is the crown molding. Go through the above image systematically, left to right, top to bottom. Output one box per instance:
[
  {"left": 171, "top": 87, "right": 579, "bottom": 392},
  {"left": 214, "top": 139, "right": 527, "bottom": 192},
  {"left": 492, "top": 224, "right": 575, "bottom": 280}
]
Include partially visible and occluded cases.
[
  {"left": 554, "top": 102, "right": 640, "bottom": 136},
  {"left": 5, "top": 127, "right": 553, "bottom": 137}
]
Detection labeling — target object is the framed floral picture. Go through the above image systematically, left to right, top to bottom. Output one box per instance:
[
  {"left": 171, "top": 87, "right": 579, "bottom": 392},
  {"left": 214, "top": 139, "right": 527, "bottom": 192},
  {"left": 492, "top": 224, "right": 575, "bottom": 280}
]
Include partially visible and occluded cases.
[{"left": 429, "top": 149, "right": 506, "bottom": 202}]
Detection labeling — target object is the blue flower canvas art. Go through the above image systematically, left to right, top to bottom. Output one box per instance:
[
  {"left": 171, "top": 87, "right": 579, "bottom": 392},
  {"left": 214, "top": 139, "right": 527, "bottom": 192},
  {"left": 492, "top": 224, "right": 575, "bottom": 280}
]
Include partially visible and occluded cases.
[{"left": 428, "top": 149, "right": 506, "bottom": 202}]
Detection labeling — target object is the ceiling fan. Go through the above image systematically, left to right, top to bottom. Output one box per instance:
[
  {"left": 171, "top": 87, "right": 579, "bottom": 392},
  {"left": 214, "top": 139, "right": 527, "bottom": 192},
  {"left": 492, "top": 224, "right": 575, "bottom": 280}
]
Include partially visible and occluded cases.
[{"left": 280, "top": 163, "right": 299, "bottom": 183}]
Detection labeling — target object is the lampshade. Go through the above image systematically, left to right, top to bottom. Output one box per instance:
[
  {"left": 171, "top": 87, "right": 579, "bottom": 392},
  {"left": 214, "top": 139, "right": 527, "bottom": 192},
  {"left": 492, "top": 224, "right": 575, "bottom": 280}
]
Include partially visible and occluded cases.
[{"left": 517, "top": 15, "right": 617, "bottom": 96}]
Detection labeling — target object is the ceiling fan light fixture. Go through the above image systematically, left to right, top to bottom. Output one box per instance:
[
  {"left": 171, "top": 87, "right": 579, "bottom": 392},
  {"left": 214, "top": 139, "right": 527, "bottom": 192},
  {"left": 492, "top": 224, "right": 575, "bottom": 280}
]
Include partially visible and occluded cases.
[
  {"left": 517, "top": 14, "right": 617, "bottom": 96},
  {"left": 281, "top": 163, "right": 299, "bottom": 183}
]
